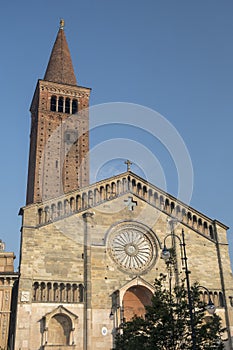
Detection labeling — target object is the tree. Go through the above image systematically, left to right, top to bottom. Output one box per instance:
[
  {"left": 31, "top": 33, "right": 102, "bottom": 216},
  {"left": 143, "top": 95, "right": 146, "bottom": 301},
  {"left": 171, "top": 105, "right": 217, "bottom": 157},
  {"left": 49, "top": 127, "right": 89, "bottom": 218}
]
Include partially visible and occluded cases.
[{"left": 115, "top": 277, "right": 224, "bottom": 350}]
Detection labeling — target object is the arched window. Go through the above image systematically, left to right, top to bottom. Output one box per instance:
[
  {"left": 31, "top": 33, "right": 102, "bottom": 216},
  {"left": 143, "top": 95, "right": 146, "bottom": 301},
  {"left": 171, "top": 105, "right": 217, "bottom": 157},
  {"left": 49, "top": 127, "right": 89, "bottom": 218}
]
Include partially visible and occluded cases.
[
  {"left": 50, "top": 96, "right": 57, "bottom": 111},
  {"left": 58, "top": 97, "right": 64, "bottom": 112},
  {"left": 65, "top": 98, "right": 70, "bottom": 113},
  {"left": 72, "top": 99, "right": 78, "bottom": 114},
  {"left": 122, "top": 178, "right": 127, "bottom": 193},
  {"left": 132, "top": 179, "right": 136, "bottom": 193},
  {"left": 117, "top": 180, "right": 122, "bottom": 195},
  {"left": 111, "top": 182, "right": 116, "bottom": 196},
  {"left": 136, "top": 183, "right": 142, "bottom": 196},
  {"left": 106, "top": 184, "right": 111, "bottom": 200},
  {"left": 100, "top": 186, "right": 105, "bottom": 201},
  {"left": 142, "top": 186, "right": 147, "bottom": 199},
  {"left": 94, "top": 188, "right": 99, "bottom": 204},
  {"left": 148, "top": 189, "right": 153, "bottom": 203},
  {"left": 88, "top": 191, "right": 93, "bottom": 206},
  {"left": 154, "top": 192, "right": 158, "bottom": 206},
  {"left": 82, "top": 193, "right": 87, "bottom": 209},
  {"left": 76, "top": 195, "right": 81, "bottom": 211},
  {"left": 160, "top": 196, "right": 164, "bottom": 209},
  {"left": 70, "top": 197, "right": 75, "bottom": 212},
  {"left": 165, "top": 198, "right": 170, "bottom": 212},
  {"left": 64, "top": 199, "right": 69, "bottom": 215},
  {"left": 57, "top": 202, "right": 63, "bottom": 216},
  {"left": 171, "top": 202, "right": 175, "bottom": 214},
  {"left": 51, "top": 204, "right": 56, "bottom": 220},
  {"left": 176, "top": 205, "right": 181, "bottom": 218},
  {"left": 45, "top": 206, "right": 50, "bottom": 223},
  {"left": 38, "top": 208, "right": 43, "bottom": 225},
  {"left": 181, "top": 209, "right": 187, "bottom": 222},
  {"left": 187, "top": 212, "right": 192, "bottom": 224},
  {"left": 193, "top": 215, "right": 197, "bottom": 229},
  {"left": 198, "top": 218, "right": 202, "bottom": 230},
  {"left": 203, "top": 222, "right": 208, "bottom": 234},
  {"left": 209, "top": 225, "right": 214, "bottom": 240},
  {"left": 33, "top": 282, "right": 39, "bottom": 301},
  {"left": 40, "top": 282, "right": 46, "bottom": 301},
  {"left": 47, "top": 282, "right": 52, "bottom": 302},
  {"left": 53, "top": 283, "right": 59, "bottom": 301},
  {"left": 60, "top": 283, "right": 65, "bottom": 302},
  {"left": 66, "top": 284, "right": 72, "bottom": 302},
  {"left": 72, "top": 284, "right": 78, "bottom": 302},
  {"left": 79, "top": 284, "right": 84, "bottom": 302},
  {"left": 213, "top": 291, "right": 219, "bottom": 306},
  {"left": 219, "top": 292, "right": 224, "bottom": 307},
  {"left": 48, "top": 314, "right": 72, "bottom": 345}
]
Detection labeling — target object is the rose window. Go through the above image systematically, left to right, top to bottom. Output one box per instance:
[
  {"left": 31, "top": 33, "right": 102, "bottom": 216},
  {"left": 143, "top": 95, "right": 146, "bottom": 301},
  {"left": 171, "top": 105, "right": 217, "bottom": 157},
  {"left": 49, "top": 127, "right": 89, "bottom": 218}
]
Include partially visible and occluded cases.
[{"left": 108, "top": 224, "right": 157, "bottom": 274}]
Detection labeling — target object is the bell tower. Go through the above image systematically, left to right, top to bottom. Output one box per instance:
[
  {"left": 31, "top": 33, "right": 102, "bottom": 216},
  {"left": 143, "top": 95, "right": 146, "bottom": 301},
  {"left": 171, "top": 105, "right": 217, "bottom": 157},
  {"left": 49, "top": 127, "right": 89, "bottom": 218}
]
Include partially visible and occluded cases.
[{"left": 26, "top": 19, "right": 91, "bottom": 204}]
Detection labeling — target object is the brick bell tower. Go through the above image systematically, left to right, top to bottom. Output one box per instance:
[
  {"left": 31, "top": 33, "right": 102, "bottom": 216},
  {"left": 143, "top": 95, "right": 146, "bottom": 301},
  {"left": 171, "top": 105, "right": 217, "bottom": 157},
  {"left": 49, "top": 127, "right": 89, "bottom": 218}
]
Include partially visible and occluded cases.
[{"left": 26, "top": 19, "right": 91, "bottom": 204}]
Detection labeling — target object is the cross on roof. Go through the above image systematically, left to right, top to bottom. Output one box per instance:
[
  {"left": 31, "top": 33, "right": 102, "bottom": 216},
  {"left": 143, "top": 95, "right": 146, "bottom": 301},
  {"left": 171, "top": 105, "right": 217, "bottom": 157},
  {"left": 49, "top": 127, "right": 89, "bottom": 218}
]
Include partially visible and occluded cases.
[
  {"left": 125, "top": 159, "right": 132, "bottom": 171},
  {"left": 124, "top": 197, "right": 137, "bottom": 211}
]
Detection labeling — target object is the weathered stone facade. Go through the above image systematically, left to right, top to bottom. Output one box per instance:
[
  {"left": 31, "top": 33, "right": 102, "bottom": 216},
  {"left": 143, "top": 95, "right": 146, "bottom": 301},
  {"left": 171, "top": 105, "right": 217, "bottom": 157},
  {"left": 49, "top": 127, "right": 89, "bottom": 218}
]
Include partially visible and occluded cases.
[
  {"left": 12, "top": 20, "right": 233, "bottom": 350},
  {"left": 13, "top": 171, "right": 233, "bottom": 349}
]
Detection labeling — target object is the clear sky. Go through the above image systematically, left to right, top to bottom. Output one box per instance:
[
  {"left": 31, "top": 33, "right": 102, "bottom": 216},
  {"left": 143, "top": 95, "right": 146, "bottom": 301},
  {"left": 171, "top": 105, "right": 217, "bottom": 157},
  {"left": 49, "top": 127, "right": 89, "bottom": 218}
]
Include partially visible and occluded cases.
[{"left": 1, "top": 0, "right": 233, "bottom": 269}]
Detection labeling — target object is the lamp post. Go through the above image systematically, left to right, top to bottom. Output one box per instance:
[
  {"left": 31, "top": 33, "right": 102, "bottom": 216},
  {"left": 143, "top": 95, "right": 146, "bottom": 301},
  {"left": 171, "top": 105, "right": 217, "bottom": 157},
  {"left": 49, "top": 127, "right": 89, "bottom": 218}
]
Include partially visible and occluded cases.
[
  {"left": 161, "top": 228, "right": 216, "bottom": 350},
  {"left": 197, "top": 285, "right": 216, "bottom": 315}
]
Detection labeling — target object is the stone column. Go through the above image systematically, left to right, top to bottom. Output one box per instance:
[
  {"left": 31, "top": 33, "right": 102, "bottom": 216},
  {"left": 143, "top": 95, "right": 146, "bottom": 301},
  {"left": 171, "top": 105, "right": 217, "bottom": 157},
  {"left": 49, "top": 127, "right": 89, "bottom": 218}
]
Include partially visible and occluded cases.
[{"left": 82, "top": 211, "right": 94, "bottom": 350}]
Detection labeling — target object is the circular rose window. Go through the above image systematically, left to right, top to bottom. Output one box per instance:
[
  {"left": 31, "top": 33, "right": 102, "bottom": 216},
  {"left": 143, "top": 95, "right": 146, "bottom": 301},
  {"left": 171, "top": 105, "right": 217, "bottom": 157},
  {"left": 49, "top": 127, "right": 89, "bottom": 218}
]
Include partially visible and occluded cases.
[{"left": 108, "top": 223, "right": 157, "bottom": 274}]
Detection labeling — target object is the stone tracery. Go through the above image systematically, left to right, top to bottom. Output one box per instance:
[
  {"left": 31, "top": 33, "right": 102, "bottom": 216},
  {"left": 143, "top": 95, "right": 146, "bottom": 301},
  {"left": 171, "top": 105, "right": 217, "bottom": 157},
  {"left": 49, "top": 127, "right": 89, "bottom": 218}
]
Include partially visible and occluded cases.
[{"left": 108, "top": 223, "right": 157, "bottom": 274}]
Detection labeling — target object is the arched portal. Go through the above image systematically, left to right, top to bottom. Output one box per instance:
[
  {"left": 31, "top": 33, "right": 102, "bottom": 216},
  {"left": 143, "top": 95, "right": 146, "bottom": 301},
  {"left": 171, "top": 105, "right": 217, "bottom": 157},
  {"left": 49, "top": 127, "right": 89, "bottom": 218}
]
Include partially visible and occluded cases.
[
  {"left": 123, "top": 285, "right": 153, "bottom": 321},
  {"left": 48, "top": 313, "right": 71, "bottom": 345}
]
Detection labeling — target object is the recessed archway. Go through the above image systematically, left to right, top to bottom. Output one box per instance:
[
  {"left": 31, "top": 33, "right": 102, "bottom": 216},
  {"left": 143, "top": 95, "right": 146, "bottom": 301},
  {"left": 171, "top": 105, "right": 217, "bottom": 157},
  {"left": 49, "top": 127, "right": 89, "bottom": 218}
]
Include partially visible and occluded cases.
[
  {"left": 123, "top": 285, "right": 153, "bottom": 321},
  {"left": 48, "top": 313, "right": 71, "bottom": 345}
]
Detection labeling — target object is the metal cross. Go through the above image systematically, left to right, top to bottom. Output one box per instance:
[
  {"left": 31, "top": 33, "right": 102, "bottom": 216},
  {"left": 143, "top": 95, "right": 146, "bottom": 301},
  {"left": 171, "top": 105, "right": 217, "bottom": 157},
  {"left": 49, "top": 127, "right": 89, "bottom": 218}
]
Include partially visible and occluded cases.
[{"left": 124, "top": 196, "right": 137, "bottom": 211}]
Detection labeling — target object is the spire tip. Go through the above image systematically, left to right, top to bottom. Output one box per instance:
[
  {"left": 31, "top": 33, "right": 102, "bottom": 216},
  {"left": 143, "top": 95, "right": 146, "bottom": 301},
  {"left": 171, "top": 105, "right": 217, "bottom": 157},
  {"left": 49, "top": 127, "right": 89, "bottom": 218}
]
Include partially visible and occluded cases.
[{"left": 60, "top": 19, "right": 65, "bottom": 30}]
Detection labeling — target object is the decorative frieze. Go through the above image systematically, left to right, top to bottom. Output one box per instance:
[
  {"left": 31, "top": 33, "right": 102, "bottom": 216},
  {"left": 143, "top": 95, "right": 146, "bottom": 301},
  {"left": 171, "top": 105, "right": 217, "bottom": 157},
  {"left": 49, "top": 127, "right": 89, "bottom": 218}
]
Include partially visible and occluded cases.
[{"left": 36, "top": 172, "right": 219, "bottom": 242}]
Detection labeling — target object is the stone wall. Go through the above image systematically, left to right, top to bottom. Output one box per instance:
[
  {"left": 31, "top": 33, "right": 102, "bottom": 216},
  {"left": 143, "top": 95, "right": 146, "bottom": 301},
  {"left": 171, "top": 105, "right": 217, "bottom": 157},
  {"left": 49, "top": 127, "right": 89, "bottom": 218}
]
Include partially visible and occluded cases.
[{"left": 14, "top": 188, "right": 233, "bottom": 349}]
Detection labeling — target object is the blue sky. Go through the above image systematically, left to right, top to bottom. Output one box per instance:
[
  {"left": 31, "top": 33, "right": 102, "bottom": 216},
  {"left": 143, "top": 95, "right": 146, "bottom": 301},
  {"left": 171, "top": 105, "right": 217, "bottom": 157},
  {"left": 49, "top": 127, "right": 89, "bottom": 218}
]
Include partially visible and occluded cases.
[{"left": 1, "top": 1, "right": 233, "bottom": 268}]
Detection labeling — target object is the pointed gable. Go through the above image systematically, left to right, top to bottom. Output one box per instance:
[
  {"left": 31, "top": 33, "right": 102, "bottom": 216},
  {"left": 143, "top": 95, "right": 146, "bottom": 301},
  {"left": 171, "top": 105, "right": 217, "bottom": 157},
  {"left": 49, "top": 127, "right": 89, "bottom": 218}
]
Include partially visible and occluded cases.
[{"left": 44, "top": 19, "right": 77, "bottom": 85}]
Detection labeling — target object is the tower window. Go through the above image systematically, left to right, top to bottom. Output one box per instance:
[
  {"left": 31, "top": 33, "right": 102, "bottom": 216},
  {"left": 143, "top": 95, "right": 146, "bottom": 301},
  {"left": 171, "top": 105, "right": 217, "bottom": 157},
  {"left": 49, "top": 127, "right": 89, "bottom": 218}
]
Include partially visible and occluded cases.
[
  {"left": 50, "top": 96, "right": 57, "bottom": 111},
  {"left": 58, "top": 97, "right": 64, "bottom": 112},
  {"left": 65, "top": 98, "right": 70, "bottom": 113},
  {"left": 72, "top": 99, "right": 78, "bottom": 114}
]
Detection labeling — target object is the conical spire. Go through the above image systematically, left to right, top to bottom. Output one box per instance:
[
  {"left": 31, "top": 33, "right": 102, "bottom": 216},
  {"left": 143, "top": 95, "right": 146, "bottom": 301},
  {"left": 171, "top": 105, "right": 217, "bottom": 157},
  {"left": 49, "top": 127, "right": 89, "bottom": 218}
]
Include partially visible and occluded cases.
[{"left": 44, "top": 19, "right": 77, "bottom": 85}]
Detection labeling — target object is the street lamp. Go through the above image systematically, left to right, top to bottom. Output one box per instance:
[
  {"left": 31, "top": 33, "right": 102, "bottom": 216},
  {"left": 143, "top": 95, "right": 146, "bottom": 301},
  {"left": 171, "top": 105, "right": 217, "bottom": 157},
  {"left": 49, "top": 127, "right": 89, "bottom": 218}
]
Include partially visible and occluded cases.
[
  {"left": 161, "top": 228, "right": 217, "bottom": 350},
  {"left": 161, "top": 228, "right": 197, "bottom": 350},
  {"left": 197, "top": 285, "right": 216, "bottom": 315},
  {"left": 109, "top": 310, "right": 114, "bottom": 321}
]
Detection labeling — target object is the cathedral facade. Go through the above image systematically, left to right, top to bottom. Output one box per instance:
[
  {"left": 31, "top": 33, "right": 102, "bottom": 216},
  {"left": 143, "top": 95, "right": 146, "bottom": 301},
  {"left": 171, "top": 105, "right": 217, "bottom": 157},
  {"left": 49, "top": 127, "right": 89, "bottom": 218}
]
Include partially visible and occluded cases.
[{"left": 10, "top": 20, "right": 233, "bottom": 350}]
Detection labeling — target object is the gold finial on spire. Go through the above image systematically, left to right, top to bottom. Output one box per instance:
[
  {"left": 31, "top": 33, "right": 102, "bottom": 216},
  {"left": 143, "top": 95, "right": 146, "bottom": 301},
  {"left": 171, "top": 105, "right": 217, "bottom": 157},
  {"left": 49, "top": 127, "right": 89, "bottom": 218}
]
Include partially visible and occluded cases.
[{"left": 60, "top": 19, "right": 65, "bottom": 30}]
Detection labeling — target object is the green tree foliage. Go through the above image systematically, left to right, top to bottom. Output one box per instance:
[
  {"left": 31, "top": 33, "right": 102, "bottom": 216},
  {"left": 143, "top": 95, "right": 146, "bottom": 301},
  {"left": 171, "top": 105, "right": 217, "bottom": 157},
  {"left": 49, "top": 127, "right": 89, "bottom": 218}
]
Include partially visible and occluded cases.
[{"left": 115, "top": 278, "right": 224, "bottom": 350}]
